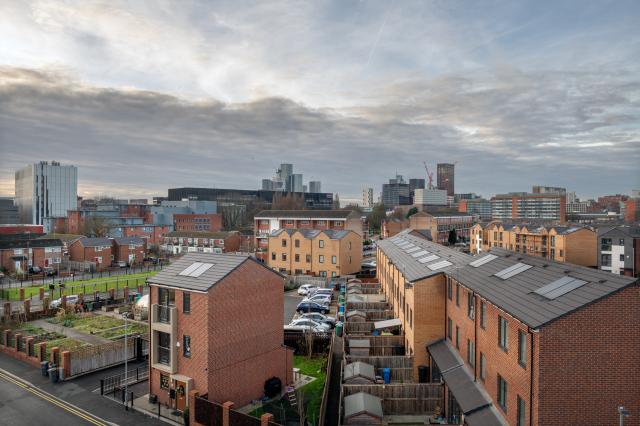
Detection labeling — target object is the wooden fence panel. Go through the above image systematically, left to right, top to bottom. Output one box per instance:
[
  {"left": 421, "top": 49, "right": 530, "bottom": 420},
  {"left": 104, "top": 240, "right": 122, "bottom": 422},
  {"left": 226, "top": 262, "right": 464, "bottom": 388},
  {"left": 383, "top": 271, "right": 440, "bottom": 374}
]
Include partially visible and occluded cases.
[
  {"left": 69, "top": 336, "right": 138, "bottom": 377},
  {"left": 342, "top": 383, "right": 442, "bottom": 414}
]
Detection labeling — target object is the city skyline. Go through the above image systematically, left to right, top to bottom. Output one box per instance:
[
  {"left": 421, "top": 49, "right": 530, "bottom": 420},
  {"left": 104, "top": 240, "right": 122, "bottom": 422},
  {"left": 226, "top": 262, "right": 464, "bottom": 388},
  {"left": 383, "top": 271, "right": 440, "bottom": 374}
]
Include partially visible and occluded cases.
[{"left": 1, "top": 1, "right": 639, "bottom": 200}]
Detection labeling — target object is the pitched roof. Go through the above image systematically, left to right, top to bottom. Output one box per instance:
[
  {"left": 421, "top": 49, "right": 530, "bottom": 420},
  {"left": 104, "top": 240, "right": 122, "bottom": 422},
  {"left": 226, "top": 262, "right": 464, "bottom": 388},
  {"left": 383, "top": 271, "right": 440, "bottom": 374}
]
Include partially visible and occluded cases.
[
  {"left": 255, "top": 210, "right": 357, "bottom": 219},
  {"left": 269, "top": 228, "right": 355, "bottom": 240},
  {"left": 408, "top": 229, "right": 432, "bottom": 241},
  {"left": 167, "top": 231, "right": 238, "bottom": 239},
  {"left": 38, "top": 233, "right": 84, "bottom": 243},
  {"left": 377, "top": 234, "right": 472, "bottom": 282},
  {"left": 112, "top": 236, "right": 145, "bottom": 245},
  {"left": 77, "top": 237, "right": 112, "bottom": 247},
  {"left": 0, "top": 238, "right": 63, "bottom": 250},
  {"left": 456, "top": 248, "right": 637, "bottom": 329},
  {"left": 147, "top": 252, "right": 279, "bottom": 292},
  {"left": 343, "top": 362, "right": 376, "bottom": 381},
  {"left": 343, "top": 392, "right": 383, "bottom": 419}
]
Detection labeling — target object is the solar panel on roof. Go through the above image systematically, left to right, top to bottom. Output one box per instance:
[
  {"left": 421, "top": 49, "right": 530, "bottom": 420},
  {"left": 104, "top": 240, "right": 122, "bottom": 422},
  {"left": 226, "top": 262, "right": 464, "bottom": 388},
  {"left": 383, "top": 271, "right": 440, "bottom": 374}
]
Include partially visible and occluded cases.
[
  {"left": 397, "top": 242, "right": 411, "bottom": 248},
  {"left": 405, "top": 247, "right": 421, "bottom": 253},
  {"left": 411, "top": 250, "right": 429, "bottom": 258},
  {"left": 418, "top": 254, "right": 439, "bottom": 263},
  {"left": 469, "top": 254, "right": 498, "bottom": 267},
  {"left": 428, "top": 260, "right": 453, "bottom": 270},
  {"left": 179, "top": 262, "right": 204, "bottom": 276},
  {"left": 190, "top": 263, "right": 214, "bottom": 277},
  {"left": 495, "top": 263, "right": 532, "bottom": 279},
  {"left": 534, "top": 276, "right": 588, "bottom": 299}
]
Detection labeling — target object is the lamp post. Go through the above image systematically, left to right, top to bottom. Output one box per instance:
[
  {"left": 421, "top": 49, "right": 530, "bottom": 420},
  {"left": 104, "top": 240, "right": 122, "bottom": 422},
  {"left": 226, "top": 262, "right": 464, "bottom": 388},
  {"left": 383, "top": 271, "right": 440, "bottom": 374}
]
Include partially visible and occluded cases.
[
  {"left": 122, "top": 312, "right": 128, "bottom": 410},
  {"left": 619, "top": 406, "right": 630, "bottom": 426}
]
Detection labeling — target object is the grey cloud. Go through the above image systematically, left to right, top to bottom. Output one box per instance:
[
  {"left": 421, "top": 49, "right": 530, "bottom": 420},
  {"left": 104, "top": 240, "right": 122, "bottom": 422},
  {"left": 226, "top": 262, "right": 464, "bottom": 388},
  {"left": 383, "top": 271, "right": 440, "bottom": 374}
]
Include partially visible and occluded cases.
[{"left": 0, "top": 66, "right": 638, "bottom": 200}]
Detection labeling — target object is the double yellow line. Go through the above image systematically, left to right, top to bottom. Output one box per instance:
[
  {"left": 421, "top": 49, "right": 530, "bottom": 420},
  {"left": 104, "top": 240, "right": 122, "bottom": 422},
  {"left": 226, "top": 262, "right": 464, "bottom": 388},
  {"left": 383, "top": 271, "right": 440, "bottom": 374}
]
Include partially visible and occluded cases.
[{"left": 0, "top": 370, "right": 108, "bottom": 426}]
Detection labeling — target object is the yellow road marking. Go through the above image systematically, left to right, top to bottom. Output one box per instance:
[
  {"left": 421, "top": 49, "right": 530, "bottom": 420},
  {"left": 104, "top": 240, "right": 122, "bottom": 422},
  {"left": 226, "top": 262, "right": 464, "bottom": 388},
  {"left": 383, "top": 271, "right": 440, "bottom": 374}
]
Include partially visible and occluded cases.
[{"left": 0, "top": 371, "right": 108, "bottom": 426}]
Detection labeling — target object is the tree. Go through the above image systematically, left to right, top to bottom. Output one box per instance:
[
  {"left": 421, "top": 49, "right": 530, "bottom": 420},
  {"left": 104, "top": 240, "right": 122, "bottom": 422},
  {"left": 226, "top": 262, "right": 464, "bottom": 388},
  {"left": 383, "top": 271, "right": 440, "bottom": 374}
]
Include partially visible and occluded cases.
[
  {"left": 272, "top": 192, "right": 305, "bottom": 210},
  {"left": 367, "top": 203, "right": 386, "bottom": 232},
  {"left": 406, "top": 207, "right": 418, "bottom": 219},
  {"left": 391, "top": 208, "right": 405, "bottom": 220},
  {"left": 82, "top": 216, "right": 109, "bottom": 237},
  {"left": 448, "top": 228, "right": 457, "bottom": 245}
]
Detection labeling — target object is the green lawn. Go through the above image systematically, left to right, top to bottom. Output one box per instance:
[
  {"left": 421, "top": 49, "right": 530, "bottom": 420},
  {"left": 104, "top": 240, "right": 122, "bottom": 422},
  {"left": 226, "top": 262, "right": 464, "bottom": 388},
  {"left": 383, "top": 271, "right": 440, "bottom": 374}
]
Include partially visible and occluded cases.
[
  {"left": 0, "top": 271, "right": 157, "bottom": 301},
  {"left": 49, "top": 313, "right": 148, "bottom": 339}
]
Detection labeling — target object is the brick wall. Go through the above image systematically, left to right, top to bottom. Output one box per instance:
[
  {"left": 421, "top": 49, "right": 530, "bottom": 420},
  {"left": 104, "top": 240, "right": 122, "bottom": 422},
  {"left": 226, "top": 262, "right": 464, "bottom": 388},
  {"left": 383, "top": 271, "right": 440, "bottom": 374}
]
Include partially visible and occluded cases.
[{"left": 537, "top": 284, "right": 640, "bottom": 426}]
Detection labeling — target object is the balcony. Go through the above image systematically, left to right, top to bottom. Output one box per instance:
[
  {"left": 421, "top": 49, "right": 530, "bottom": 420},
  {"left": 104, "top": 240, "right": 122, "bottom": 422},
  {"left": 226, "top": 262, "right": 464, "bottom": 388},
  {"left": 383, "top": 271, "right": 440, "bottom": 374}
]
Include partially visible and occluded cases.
[
  {"left": 151, "top": 305, "right": 178, "bottom": 374},
  {"left": 157, "top": 305, "right": 171, "bottom": 323},
  {"left": 157, "top": 346, "right": 171, "bottom": 365}
]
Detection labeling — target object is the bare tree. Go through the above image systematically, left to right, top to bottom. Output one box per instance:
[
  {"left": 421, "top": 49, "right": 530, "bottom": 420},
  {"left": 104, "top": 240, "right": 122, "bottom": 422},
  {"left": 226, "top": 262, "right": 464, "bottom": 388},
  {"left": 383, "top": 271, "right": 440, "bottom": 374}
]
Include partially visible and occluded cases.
[{"left": 83, "top": 216, "right": 109, "bottom": 237}]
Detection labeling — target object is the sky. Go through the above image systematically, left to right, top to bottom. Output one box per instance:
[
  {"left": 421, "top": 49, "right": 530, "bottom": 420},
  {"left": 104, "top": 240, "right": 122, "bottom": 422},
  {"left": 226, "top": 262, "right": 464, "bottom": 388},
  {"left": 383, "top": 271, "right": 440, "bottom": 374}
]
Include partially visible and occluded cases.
[{"left": 0, "top": 0, "right": 639, "bottom": 203}]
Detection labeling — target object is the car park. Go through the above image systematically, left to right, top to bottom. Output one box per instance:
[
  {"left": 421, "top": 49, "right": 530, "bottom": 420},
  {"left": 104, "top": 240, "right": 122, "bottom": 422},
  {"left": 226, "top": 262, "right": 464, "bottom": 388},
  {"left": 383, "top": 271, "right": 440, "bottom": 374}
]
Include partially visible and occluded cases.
[
  {"left": 297, "top": 284, "right": 317, "bottom": 296},
  {"left": 309, "top": 288, "right": 333, "bottom": 297},
  {"left": 50, "top": 294, "right": 79, "bottom": 309},
  {"left": 302, "top": 294, "right": 331, "bottom": 305},
  {"left": 296, "top": 301, "right": 330, "bottom": 315},
  {"left": 299, "top": 312, "right": 336, "bottom": 328},
  {"left": 288, "top": 318, "right": 331, "bottom": 331}
]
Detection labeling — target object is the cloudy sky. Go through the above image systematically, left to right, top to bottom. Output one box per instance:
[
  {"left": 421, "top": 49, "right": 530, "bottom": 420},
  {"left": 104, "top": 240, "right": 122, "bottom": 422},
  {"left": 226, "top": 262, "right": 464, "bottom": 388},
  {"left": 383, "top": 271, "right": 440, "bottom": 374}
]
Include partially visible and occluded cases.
[{"left": 1, "top": 0, "right": 639, "bottom": 202}]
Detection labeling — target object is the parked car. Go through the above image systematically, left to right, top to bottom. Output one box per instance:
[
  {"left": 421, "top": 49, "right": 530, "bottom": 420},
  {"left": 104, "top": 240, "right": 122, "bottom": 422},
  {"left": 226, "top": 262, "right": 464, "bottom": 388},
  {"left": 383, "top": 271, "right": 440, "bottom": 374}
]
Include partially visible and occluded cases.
[
  {"left": 112, "top": 261, "right": 128, "bottom": 268},
  {"left": 29, "top": 266, "right": 42, "bottom": 274},
  {"left": 43, "top": 267, "right": 57, "bottom": 276},
  {"left": 297, "top": 284, "right": 317, "bottom": 296},
  {"left": 309, "top": 288, "right": 333, "bottom": 299},
  {"left": 50, "top": 294, "right": 79, "bottom": 309},
  {"left": 302, "top": 294, "right": 331, "bottom": 305},
  {"left": 296, "top": 301, "right": 330, "bottom": 315},
  {"left": 299, "top": 312, "right": 336, "bottom": 328},
  {"left": 288, "top": 318, "right": 331, "bottom": 331}
]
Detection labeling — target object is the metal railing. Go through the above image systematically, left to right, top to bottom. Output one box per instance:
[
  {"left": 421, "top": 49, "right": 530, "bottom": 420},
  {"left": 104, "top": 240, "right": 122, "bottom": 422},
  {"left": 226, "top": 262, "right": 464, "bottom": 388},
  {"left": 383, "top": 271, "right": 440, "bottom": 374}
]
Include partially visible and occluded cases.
[
  {"left": 157, "top": 305, "right": 171, "bottom": 323},
  {"left": 157, "top": 346, "right": 171, "bottom": 365},
  {"left": 100, "top": 363, "right": 149, "bottom": 395}
]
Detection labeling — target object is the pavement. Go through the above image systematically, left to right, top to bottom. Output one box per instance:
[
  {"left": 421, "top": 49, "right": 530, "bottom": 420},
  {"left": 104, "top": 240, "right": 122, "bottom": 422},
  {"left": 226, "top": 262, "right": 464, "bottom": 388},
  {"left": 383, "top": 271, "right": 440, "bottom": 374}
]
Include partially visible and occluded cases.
[
  {"left": 284, "top": 290, "right": 303, "bottom": 324},
  {"left": 31, "top": 319, "right": 113, "bottom": 345},
  {"left": 0, "top": 353, "right": 164, "bottom": 426}
]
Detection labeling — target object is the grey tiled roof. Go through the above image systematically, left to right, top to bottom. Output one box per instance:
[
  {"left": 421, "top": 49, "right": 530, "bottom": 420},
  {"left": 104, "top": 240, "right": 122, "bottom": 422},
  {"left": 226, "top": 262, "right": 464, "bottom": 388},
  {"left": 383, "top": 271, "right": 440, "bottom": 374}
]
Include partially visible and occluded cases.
[
  {"left": 255, "top": 210, "right": 357, "bottom": 219},
  {"left": 270, "top": 228, "right": 353, "bottom": 240},
  {"left": 377, "top": 234, "right": 472, "bottom": 282},
  {"left": 112, "top": 236, "right": 145, "bottom": 245},
  {"left": 78, "top": 237, "right": 112, "bottom": 247},
  {"left": 0, "top": 238, "right": 63, "bottom": 250},
  {"left": 457, "top": 248, "right": 638, "bottom": 329},
  {"left": 148, "top": 252, "right": 275, "bottom": 292},
  {"left": 343, "top": 392, "right": 383, "bottom": 419}
]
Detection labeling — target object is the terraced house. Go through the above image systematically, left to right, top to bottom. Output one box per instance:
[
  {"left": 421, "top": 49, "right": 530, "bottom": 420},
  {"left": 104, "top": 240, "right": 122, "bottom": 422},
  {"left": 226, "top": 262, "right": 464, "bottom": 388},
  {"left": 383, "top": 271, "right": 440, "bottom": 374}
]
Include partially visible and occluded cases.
[
  {"left": 470, "top": 221, "right": 597, "bottom": 267},
  {"left": 267, "top": 228, "right": 362, "bottom": 277},
  {"left": 377, "top": 231, "right": 639, "bottom": 425}
]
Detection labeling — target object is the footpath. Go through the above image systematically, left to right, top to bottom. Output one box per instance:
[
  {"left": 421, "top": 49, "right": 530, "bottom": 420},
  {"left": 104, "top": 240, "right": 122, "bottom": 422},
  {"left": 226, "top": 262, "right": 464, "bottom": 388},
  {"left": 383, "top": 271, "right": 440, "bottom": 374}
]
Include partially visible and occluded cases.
[{"left": 0, "top": 352, "right": 164, "bottom": 426}]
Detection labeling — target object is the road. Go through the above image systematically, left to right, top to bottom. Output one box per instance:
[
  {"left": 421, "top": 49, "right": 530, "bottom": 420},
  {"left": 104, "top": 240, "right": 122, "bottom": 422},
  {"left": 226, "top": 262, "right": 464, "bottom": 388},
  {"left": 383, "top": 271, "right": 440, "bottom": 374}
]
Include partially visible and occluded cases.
[
  {"left": 284, "top": 290, "right": 303, "bottom": 324},
  {"left": 0, "top": 369, "right": 108, "bottom": 426}
]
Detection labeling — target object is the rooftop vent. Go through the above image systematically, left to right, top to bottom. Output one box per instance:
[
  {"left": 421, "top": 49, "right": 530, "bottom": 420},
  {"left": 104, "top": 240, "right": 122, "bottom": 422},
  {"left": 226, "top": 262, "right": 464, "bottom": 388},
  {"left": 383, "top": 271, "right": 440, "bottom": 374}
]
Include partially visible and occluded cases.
[{"left": 598, "top": 279, "right": 607, "bottom": 284}]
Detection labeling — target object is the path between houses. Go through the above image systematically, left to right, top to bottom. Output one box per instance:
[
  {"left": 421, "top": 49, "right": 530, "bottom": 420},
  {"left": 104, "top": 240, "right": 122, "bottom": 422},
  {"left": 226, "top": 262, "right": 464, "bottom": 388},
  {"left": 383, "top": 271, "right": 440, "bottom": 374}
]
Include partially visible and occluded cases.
[{"left": 31, "top": 319, "right": 113, "bottom": 345}]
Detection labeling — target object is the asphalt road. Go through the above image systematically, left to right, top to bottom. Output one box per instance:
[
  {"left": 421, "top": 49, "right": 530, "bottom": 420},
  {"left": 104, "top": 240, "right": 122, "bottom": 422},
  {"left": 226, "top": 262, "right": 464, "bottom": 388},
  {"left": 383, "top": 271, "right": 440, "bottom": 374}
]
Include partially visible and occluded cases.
[
  {"left": 284, "top": 290, "right": 303, "bottom": 324},
  {"left": 0, "top": 369, "right": 106, "bottom": 426}
]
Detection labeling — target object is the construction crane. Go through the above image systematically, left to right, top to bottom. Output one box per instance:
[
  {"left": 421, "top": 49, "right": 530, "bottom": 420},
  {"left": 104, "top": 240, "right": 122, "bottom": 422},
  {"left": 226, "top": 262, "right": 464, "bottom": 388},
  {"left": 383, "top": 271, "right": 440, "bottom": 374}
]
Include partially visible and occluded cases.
[{"left": 423, "top": 161, "right": 434, "bottom": 189}]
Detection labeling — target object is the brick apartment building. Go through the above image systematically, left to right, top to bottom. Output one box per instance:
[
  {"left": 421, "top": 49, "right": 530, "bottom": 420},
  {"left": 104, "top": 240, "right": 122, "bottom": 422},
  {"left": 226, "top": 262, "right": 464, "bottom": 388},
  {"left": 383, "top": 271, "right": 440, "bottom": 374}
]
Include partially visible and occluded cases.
[
  {"left": 491, "top": 193, "right": 566, "bottom": 222},
  {"left": 254, "top": 210, "right": 363, "bottom": 259},
  {"left": 408, "top": 210, "right": 474, "bottom": 244},
  {"left": 172, "top": 213, "right": 222, "bottom": 232},
  {"left": 381, "top": 218, "right": 408, "bottom": 239},
  {"left": 470, "top": 221, "right": 597, "bottom": 267},
  {"left": 0, "top": 224, "right": 44, "bottom": 235},
  {"left": 597, "top": 225, "right": 640, "bottom": 277},
  {"left": 267, "top": 229, "right": 362, "bottom": 277},
  {"left": 160, "top": 231, "right": 241, "bottom": 255},
  {"left": 378, "top": 234, "right": 639, "bottom": 425},
  {"left": 111, "top": 236, "right": 146, "bottom": 265},
  {"left": 68, "top": 237, "right": 113, "bottom": 271},
  {"left": 0, "top": 238, "right": 63, "bottom": 274},
  {"left": 147, "top": 253, "right": 293, "bottom": 412}
]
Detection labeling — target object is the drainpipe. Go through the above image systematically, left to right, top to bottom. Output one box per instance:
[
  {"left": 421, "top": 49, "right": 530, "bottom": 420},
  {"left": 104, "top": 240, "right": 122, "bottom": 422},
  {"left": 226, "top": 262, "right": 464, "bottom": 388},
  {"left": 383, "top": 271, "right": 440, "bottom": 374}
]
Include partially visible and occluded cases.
[{"left": 529, "top": 327, "right": 535, "bottom": 426}]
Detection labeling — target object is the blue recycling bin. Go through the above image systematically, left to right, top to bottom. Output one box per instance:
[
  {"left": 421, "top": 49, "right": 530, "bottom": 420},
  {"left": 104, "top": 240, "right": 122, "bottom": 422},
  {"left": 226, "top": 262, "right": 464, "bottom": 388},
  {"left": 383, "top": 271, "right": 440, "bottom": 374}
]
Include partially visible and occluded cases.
[
  {"left": 339, "top": 304, "right": 345, "bottom": 314},
  {"left": 40, "top": 361, "right": 49, "bottom": 376},
  {"left": 383, "top": 368, "right": 391, "bottom": 384}
]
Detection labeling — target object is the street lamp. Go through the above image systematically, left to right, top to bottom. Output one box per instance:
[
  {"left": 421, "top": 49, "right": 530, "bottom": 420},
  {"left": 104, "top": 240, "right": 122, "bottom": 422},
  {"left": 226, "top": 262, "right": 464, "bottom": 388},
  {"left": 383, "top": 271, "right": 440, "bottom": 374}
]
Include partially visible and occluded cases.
[
  {"left": 122, "top": 312, "right": 129, "bottom": 410},
  {"left": 619, "top": 406, "right": 630, "bottom": 426}
]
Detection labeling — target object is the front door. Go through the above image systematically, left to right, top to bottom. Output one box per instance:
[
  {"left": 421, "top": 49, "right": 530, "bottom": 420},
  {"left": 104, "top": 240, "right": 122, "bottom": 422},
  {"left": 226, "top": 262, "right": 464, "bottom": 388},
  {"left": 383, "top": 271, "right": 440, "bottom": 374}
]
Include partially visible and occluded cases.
[{"left": 175, "top": 380, "right": 186, "bottom": 411}]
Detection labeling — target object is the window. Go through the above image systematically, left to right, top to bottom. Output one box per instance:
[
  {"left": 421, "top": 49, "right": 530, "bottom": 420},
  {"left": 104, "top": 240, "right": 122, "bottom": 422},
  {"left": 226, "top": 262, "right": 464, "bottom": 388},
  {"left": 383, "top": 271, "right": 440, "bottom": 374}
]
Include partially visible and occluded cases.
[
  {"left": 550, "top": 235, "right": 555, "bottom": 247},
  {"left": 601, "top": 238, "right": 612, "bottom": 251},
  {"left": 619, "top": 238, "right": 625, "bottom": 245},
  {"left": 281, "top": 239, "right": 287, "bottom": 247},
  {"left": 295, "top": 239, "right": 300, "bottom": 248},
  {"left": 319, "top": 240, "right": 324, "bottom": 248},
  {"left": 349, "top": 241, "right": 352, "bottom": 249},
  {"left": 559, "top": 249, "right": 563, "bottom": 257},
  {"left": 271, "top": 252, "right": 276, "bottom": 261},
  {"left": 281, "top": 253, "right": 287, "bottom": 261},
  {"left": 601, "top": 253, "right": 611, "bottom": 266},
  {"left": 295, "top": 254, "right": 300, "bottom": 262},
  {"left": 306, "top": 254, "right": 311, "bottom": 263},
  {"left": 620, "top": 254, "right": 625, "bottom": 262},
  {"left": 319, "top": 255, "right": 324, "bottom": 263},
  {"left": 331, "top": 255, "right": 337, "bottom": 264},
  {"left": 349, "top": 256, "right": 352, "bottom": 264},
  {"left": 319, "top": 271, "right": 327, "bottom": 277},
  {"left": 331, "top": 271, "right": 336, "bottom": 277},
  {"left": 447, "top": 279, "right": 453, "bottom": 300},
  {"left": 455, "top": 284, "right": 460, "bottom": 306},
  {"left": 158, "top": 288, "right": 175, "bottom": 306},
  {"left": 183, "top": 293, "right": 190, "bottom": 314},
  {"left": 467, "top": 293, "right": 475, "bottom": 319},
  {"left": 480, "top": 302, "right": 486, "bottom": 329},
  {"left": 498, "top": 315, "right": 508, "bottom": 351},
  {"left": 447, "top": 317, "right": 452, "bottom": 340},
  {"left": 455, "top": 326, "right": 460, "bottom": 349},
  {"left": 518, "top": 330, "right": 527, "bottom": 368},
  {"left": 157, "top": 331, "right": 171, "bottom": 365},
  {"left": 183, "top": 335, "right": 191, "bottom": 358},
  {"left": 467, "top": 339, "right": 475, "bottom": 366},
  {"left": 479, "top": 353, "right": 486, "bottom": 381},
  {"left": 160, "top": 374, "right": 170, "bottom": 390},
  {"left": 497, "top": 375, "right": 508, "bottom": 411},
  {"left": 517, "top": 396, "right": 526, "bottom": 426}
]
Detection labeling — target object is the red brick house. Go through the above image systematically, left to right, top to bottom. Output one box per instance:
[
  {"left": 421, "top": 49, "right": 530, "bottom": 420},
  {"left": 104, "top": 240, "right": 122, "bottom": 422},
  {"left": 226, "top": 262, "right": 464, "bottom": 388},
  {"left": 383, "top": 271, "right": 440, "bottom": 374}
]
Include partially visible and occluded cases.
[
  {"left": 173, "top": 213, "right": 222, "bottom": 232},
  {"left": 160, "top": 231, "right": 241, "bottom": 255},
  {"left": 111, "top": 236, "right": 146, "bottom": 265},
  {"left": 68, "top": 237, "right": 113, "bottom": 271},
  {"left": 0, "top": 238, "right": 63, "bottom": 274},
  {"left": 147, "top": 253, "right": 293, "bottom": 412}
]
